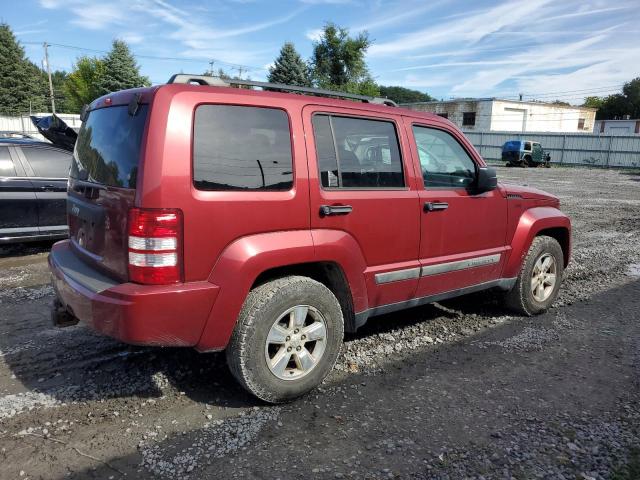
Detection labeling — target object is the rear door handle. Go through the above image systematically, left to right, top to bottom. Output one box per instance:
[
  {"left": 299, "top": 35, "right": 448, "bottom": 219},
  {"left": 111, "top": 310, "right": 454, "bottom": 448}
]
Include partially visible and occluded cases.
[
  {"left": 424, "top": 201, "right": 449, "bottom": 212},
  {"left": 320, "top": 205, "right": 353, "bottom": 216}
]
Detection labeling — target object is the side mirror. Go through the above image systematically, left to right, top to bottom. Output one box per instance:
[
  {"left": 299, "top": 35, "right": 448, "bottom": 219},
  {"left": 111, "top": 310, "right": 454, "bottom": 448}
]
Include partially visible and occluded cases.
[{"left": 475, "top": 166, "right": 497, "bottom": 193}]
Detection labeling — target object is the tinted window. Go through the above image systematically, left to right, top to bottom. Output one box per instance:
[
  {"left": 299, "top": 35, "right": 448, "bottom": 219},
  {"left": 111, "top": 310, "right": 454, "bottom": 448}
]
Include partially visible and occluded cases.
[
  {"left": 72, "top": 105, "right": 148, "bottom": 188},
  {"left": 193, "top": 105, "right": 293, "bottom": 191},
  {"left": 312, "top": 114, "right": 404, "bottom": 189},
  {"left": 413, "top": 126, "right": 476, "bottom": 188},
  {"left": 524, "top": 142, "right": 532, "bottom": 150},
  {"left": 0, "top": 147, "right": 16, "bottom": 177},
  {"left": 22, "top": 147, "right": 71, "bottom": 178}
]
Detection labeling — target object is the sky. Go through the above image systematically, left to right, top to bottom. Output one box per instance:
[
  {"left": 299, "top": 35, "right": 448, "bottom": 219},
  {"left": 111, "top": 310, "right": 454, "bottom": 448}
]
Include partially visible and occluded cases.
[{"left": 6, "top": 0, "right": 640, "bottom": 103}]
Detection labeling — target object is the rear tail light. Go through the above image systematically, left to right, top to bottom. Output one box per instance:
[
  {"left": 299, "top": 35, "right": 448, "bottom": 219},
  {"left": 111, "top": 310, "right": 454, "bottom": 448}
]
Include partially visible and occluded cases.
[{"left": 127, "top": 208, "right": 183, "bottom": 285}]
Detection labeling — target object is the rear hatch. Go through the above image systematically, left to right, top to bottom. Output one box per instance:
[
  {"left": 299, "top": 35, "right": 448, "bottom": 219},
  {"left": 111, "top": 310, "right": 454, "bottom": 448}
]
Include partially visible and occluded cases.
[{"left": 68, "top": 97, "right": 149, "bottom": 281}]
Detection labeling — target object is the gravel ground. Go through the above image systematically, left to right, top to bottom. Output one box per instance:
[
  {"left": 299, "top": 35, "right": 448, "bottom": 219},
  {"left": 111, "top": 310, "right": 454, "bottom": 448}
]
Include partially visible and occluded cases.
[{"left": 0, "top": 166, "right": 639, "bottom": 479}]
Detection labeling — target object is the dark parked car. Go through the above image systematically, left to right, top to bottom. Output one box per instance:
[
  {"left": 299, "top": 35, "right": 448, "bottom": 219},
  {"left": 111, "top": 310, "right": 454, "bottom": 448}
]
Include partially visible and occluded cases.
[{"left": 0, "top": 138, "right": 72, "bottom": 243}]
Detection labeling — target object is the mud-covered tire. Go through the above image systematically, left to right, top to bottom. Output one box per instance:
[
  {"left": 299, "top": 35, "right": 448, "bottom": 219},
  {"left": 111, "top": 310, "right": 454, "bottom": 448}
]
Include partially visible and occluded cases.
[
  {"left": 504, "top": 236, "right": 564, "bottom": 316},
  {"left": 226, "top": 276, "right": 344, "bottom": 403}
]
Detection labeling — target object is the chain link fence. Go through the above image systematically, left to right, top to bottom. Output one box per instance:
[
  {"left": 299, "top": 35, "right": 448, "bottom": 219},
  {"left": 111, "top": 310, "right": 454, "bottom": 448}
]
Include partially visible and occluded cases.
[{"left": 463, "top": 130, "right": 640, "bottom": 168}]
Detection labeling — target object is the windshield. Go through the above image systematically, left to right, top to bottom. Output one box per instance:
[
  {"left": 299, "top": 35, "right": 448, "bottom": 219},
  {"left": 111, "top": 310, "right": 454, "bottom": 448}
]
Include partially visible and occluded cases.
[{"left": 71, "top": 105, "right": 148, "bottom": 188}]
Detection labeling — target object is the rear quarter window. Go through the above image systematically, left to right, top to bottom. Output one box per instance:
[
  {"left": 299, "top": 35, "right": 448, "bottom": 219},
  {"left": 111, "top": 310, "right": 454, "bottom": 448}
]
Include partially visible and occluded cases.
[
  {"left": 193, "top": 105, "right": 293, "bottom": 191},
  {"left": 0, "top": 146, "right": 16, "bottom": 176},
  {"left": 22, "top": 147, "right": 71, "bottom": 178}
]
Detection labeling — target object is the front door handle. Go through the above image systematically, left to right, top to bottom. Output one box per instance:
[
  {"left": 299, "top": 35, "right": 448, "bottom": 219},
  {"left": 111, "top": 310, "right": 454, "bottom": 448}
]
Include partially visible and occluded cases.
[
  {"left": 39, "top": 185, "right": 57, "bottom": 192},
  {"left": 424, "top": 201, "right": 449, "bottom": 212},
  {"left": 320, "top": 205, "right": 353, "bottom": 217}
]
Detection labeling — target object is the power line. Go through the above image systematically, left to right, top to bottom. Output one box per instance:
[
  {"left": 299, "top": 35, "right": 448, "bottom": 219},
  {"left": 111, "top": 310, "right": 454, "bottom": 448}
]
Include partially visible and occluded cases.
[
  {"left": 22, "top": 41, "right": 267, "bottom": 73},
  {"left": 522, "top": 84, "right": 624, "bottom": 97}
]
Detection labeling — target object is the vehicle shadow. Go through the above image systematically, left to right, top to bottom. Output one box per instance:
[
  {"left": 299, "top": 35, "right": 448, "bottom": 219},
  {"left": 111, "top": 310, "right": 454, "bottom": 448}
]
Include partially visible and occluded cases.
[
  {"left": 620, "top": 170, "right": 640, "bottom": 182},
  {"left": 0, "top": 239, "right": 58, "bottom": 258},
  {"left": 0, "top": 285, "right": 508, "bottom": 412},
  {"left": 0, "top": 293, "right": 258, "bottom": 410}
]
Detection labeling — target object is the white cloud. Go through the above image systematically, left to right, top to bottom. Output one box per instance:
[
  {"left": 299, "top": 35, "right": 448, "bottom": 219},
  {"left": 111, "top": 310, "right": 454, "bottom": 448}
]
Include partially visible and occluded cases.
[
  {"left": 369, "top": 0, "right": 554, "bottom": 56},
  {"left": 350, "top": 1, "right": 447, "bottom": 32},
  {"left": 305, "top": 28, "right": 323, "bottom": 42},
  {"left": 119, "top": 32, "right": 144, "bottom": 45}
]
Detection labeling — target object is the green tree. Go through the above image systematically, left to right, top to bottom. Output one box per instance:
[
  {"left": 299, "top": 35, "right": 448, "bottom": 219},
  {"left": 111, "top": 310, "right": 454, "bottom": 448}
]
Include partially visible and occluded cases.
[
  {"left": 0, "top": 23, "right": 48, "bottom": 115},
  {"left": 310, "top": 23, "right": 379, "bottom": 95},
  {"left": 96, "top": 40, "right": 149, "bottom": 96},
  {"left": 268, "top": 42, "right": 311, "bottom": 87},
  {"left": 64, "top": 56, "right": 105, "bottom": 113},
  {"left": 49, "top": 70, "right": 72, "bottom": 112},
  {"left": 583, "top": 78, "right": 640, "bottom": 120},
  {"left": 378, "top": 85, "right": 433, "bottom": 104},
  {"left": 582, "top": 96, "right": 604, "bottom": 109}
]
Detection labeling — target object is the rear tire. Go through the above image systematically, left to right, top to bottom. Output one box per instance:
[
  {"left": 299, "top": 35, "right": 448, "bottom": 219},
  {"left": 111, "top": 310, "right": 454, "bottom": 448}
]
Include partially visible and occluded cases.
[
  {"left": 504, "top": 236, "right": 564, "bottom": 316},
  {"left": 226, "top": 276, "right": 344, "bottom": 403}
]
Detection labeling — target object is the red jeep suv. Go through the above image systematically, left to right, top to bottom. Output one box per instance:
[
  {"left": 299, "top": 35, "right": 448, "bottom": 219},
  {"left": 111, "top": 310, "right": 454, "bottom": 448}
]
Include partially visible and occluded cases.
[{"left": 49, "top": 75, "right": 571, "bottom": 402}]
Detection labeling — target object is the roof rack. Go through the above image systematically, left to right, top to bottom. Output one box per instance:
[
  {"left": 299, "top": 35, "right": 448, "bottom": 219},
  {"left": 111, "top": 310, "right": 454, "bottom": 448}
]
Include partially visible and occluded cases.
[{"left": 167, "top": 74, "right": 398, "bottom": 107}]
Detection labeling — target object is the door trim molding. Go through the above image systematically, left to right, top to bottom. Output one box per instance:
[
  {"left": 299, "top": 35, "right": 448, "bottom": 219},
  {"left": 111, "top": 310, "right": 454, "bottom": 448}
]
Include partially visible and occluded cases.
[
  {"left": 421, "top": 253, "right": 501, "bottom": 277},
  {"left": 374, "top": 267, "right": 421, "bottom": 285}
]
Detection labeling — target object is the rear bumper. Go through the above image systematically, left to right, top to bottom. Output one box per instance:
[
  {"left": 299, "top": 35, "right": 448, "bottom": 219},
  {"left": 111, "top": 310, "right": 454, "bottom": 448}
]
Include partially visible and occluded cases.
[{"left": 48, "top": 240, "right": 219, "bottom": 346}]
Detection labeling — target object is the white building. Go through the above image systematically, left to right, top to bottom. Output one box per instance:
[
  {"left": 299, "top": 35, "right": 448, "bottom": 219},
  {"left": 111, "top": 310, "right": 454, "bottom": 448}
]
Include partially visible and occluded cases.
[
  {"left": 402, "top": 98, "right": 597, "bottom": 133},
  {"left": 593, "top": 119, "right": 640, "bottom": 135}
]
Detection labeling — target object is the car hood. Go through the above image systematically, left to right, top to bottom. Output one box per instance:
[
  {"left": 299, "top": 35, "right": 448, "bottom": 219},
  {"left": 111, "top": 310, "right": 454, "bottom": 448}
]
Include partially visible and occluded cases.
[
  {"left": 30, "top": 114, "right": 78, "bottom": 152},
  {"left": 501, "top": 183, "right": 559, "bottom": 204}
]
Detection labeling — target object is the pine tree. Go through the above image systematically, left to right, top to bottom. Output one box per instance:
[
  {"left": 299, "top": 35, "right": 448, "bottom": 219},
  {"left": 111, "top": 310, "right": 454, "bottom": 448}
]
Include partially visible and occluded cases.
[
  {"left": 0, "top": 23, "right": 48, "bottom": 115},
  {"left": 96, "top": 40, "right": 150, "bottom": 96},
  {"left": 268, "top": 42, "right": 311, "bottom": 87}
]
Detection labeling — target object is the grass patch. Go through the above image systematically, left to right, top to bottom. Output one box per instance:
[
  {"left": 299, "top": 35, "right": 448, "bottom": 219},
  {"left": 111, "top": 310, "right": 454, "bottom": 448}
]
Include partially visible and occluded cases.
[{"left": 611, "top": 447, "right": 640, "bottom": 480}]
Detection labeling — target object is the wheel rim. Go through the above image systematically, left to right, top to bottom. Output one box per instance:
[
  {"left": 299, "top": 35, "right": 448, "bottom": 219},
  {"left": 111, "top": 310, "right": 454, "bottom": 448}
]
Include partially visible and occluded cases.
[
  {"left": 530, "top": 253, "right": 557, "bottom": 302},
  {"left": 264, "top": 305, "right": 328, "bottom": 381}
]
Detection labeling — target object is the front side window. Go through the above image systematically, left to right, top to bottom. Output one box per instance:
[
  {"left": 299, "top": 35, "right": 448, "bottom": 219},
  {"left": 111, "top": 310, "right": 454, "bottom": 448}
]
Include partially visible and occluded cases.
[
  {"left": 194, "top": 105, "right": 293, "bottom": 191},
  {"left": 312, "top": 114, "right": 404, "bottom": 189},
  {"left": 412, "top": 126, "right": 476, "bottom": 188},
  {"left": 524, "top": 142, "right": 532, "bottom": 151},
  {"left": 23, "top": 147, "right": 71, "bottom": 178}
]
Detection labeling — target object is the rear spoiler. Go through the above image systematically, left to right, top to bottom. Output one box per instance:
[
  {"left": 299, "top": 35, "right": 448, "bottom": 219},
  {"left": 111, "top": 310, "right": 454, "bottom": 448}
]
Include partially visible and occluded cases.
[{"left": 30, "top": 114, "right": 78, "bottom": 152}]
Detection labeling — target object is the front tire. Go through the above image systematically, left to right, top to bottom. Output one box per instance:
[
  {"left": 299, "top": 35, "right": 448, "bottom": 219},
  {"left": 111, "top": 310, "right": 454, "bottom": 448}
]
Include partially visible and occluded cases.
[
  {"left": 504, "top": 236, "right": 564, "bottom": 316},
  {"left": 226, "top": 276, "right": 344, "bottom": 403}
]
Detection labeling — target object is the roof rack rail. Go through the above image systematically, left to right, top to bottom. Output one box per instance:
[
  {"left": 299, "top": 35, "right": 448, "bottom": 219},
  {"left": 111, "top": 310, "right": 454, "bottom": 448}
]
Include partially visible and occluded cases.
[{"left": 167, "top": 74, "right": 398, "bottom": 107}]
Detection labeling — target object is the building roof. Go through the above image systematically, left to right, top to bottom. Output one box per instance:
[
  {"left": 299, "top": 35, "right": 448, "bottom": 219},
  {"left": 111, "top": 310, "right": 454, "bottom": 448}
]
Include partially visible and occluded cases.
[{"left": 401, "top": 97, "right": 597, "bottom": 111}]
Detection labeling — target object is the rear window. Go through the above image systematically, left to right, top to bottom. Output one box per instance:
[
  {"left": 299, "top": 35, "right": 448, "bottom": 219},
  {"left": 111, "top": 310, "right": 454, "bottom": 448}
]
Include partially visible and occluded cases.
[
  {"left": 71, "top": 105, "right": 148, "bottom": 188},
  {"left": 193, "top": 105, "right": 293, "bottom": 191}
]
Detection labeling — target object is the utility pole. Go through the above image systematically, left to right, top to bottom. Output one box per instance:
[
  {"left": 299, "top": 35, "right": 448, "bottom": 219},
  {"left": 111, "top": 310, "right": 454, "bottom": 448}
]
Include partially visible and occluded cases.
[
  {"left": 43, "top": 42, "right": 56, "bottom": 114},
  {"left": 208, "top": 60, "right": 215, "bottom": 76},
  {"left": 237, "top": 66, "right": 244, "bottom": 79},
  {"left": 519, "top": 93, "right": 523, "bottom": 101}
]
